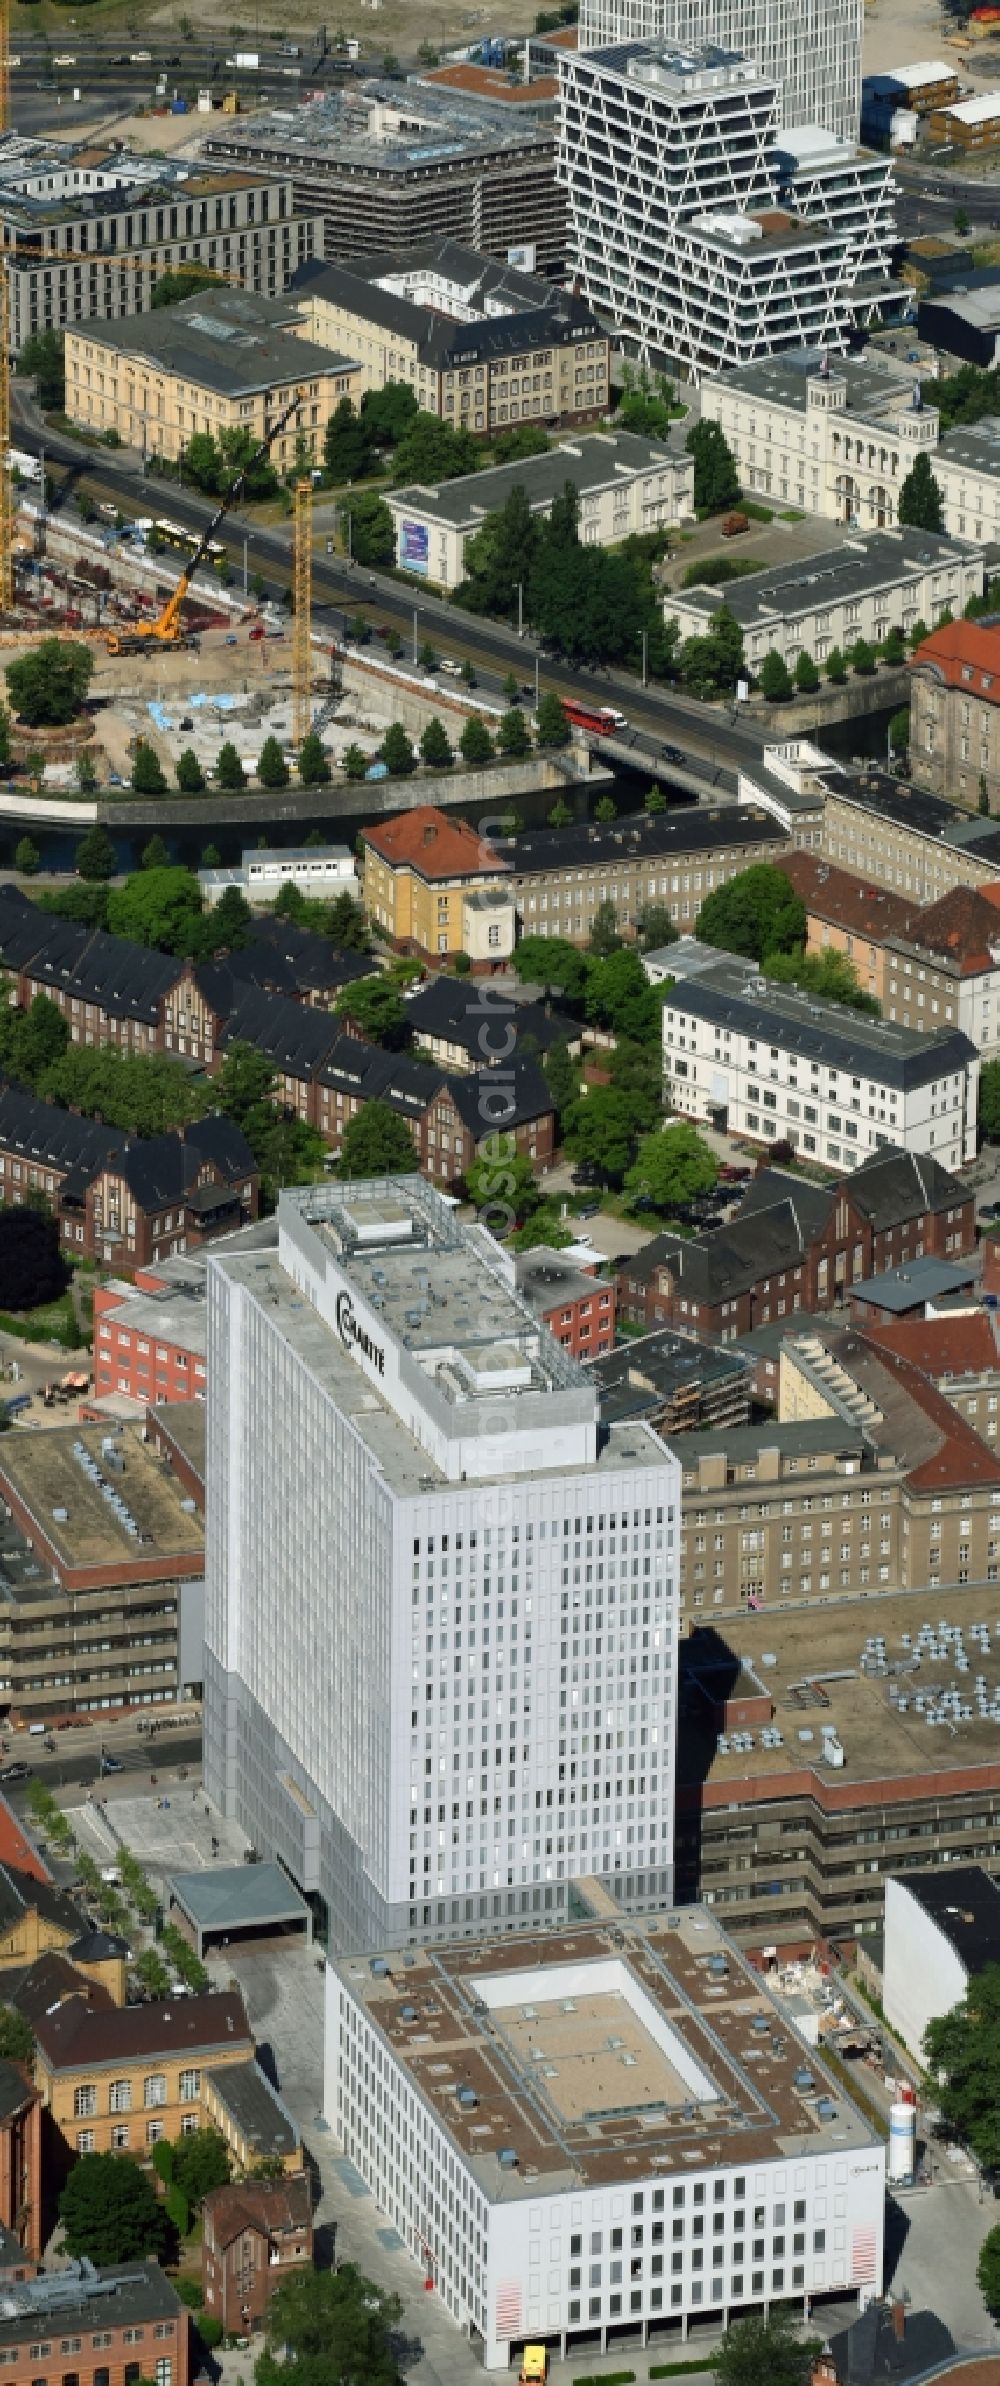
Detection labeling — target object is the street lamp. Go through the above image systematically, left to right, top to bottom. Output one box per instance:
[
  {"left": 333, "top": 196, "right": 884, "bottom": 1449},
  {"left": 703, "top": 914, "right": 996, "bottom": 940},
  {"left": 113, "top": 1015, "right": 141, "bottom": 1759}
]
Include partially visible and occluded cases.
[
  {"left": 516, "top": 581, "right": 523, "bottom": 637},
  {"left": 412, "top": 606, "right": 419, "bottom": 665},
  {"left": 641, "top": 630, "right": 648, "bottom": 689}
]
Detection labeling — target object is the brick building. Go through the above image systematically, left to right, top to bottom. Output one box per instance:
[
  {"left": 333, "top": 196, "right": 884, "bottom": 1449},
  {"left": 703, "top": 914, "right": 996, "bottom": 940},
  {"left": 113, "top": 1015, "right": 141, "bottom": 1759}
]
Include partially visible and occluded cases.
[
  {"left": 81, "top": 1117, "right": 258, "bottom": 1273},
  {"left": 617, "top": 1149, "right": 975, "bottom": 1341},
  {"left": 514, "top": 1245, "right": 616, "bottom": 1358},
  {"left": 93, "top": 1266, "right": 208, "bottom": 1410},
  {"left": 32, "top": 1990, "right": 253, "bottom": 2160},
  {"left": 0, "top": 2064, "right": 41, "bottom": 2262},
  {"left": 202, "top": 2176, "right": 312, "bottom": 2330},
  {"left": 0, "top": 2262, "right": 189, "bottom": 2386}
]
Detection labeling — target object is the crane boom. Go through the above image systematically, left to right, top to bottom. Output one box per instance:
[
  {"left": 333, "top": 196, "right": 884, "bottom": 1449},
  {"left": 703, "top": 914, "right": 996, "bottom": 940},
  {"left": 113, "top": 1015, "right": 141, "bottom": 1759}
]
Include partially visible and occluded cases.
[{"left": 106, "top": 387, "right": 305, "bottom": 656}]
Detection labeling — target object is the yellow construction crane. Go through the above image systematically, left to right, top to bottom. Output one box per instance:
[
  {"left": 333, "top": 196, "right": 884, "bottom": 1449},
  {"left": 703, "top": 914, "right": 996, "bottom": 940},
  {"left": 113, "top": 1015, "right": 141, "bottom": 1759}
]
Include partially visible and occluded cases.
[
  {"left": 0, "top": 0, "right": 14, "bottom": 614},
  {"left": 105, "top": 389, "right": 306, "bottom": 657},
  {"left": 292, "top": 475, "right": 312, "bottom": 749}
]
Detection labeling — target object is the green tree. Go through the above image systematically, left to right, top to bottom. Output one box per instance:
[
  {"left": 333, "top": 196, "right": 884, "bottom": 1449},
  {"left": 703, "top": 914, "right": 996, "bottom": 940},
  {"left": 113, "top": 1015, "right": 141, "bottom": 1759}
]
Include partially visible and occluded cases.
[
  {"left": 955, "top": 204, "right": 971, "bottom": 236},
  {"left": 151, "top": 268, "right": 223, "bottom": 310},
  {"left": 20, "top": 328, "right": 65, "bottom": 410},
  {"left": 360, "top": 382, "right": 420, "bottom": 449},
  {"left": 323, "top": 396, "right": 372, "bottom": 483},
  {"left": 393, "top": 411, "right": 480, "bottom": 483},
  {"left": 685, "top": 419, "right": 741, "bottom": 513},
  {"left": 492, "top": 423, "right": 550, "bottom": 464},
  {"left": 898, "top": 449, "right": 945, "bottom": 532},
  {"left": 460, "top": 484, "right": 540, "bottom": 621},
  {"left": 340, "top": 491, "right": 395, "bottom": 568},
  {"left": 678, "top": 603, "right": 744, "bottom": 697},
  {"left": 882, "top": 624, "right": 906, "bottom": 666},
  {"left": 849, "top": 637, "right": 876, "bottom": 676},
  {"left": 7, "top": 639, "right": 93, "bottom": 728},
  {"left": 418, "top": 641, "right": 438, "bottom": 674},
  {"left": 825, "top": 643, "right": 847, "bottom": 684},
  {"left": 794, "top": 648, "right": 820, "bottom": 693},
  {"left": 757, "top": 650, "right": 794, "bottom": 701},
  {"left": 535, "top": 691, "right": 570, "bottom": 748},
  {"left": 497, "top": 706, "right": 531, "bottom": 758},
  {"left": 888, "top": 707, "right": 910, "bottom": 758},
  {"left": 459, "top": 715, "right": 494, "bottom": 765},
  {"left": 419, "top": 717, "right": 453, "bottom": 770},
  {"left": 381, "top": 722, "right": 416, "bottom": 777},
  {"left": 299, "top": 733, "right": 331, "bottom": 786},
  {"left": 257, "top": 735, "right": 289, "bottom": 790},
  {"left": 131, "top": 741, "right": 167, "bottom": 796},
  {"left": 216, "top": 742, "right": 246, "bottom": 791},
  {"left": 342, "top": 744, "right": 369, "bottom": 781},
  {"left": 75, "top": 747, "right": 97, "bottom": 794},
  {"left": 176, "top": 749, "right": 205, "bottom": 794},
  {"left": 644, "top": 782, "right": 666, "bottom": 814},
  {"left": 594, "top": 793, "right": 617, "bottom": 823},
  {"left": 548, "top": 797, "right": 572, "bottom": 828},
  {"left": 75, "top": 824, "right": 117, "bottom": 882},
  {"left": 140, "top": 834, "right": 170, "bottom": 872},
  {"left": 14, "top": 836, "right": 39, "bottom": 876},
  {"left": 201, "top": 843, "right": 222, "bottom": 868},
  {"left": 697, "top": 863, "right": 806, "bottom": 963},
  {"left": 107, "top": 867, "right": 203, "bottom": 955},
  {"left": 204, "top": 887, "right": 253, "bottom": 954},
  {"left": 589, "top": 898, "right": 622, "bottom": 958},
  {"left": 637, "top": 902, "right": 677, "bottom": 951},
  {"left": 511, "top": 936, "right": 588, "bottom": 1007},
  {"left": 763, "top": 944, "right": 879, "bottom": 1014},
  {"left": 587, "top": 947, "right": 660, "bottom": 1041},
  {"left": 336, "top": 976, "right": 409, "bottom": 1047},
  {"left": 0, "top": 994, "right": 69, "bottom": 1087},
  {"left": 607, "top": 1036, "right": 664, "bottom": 1128},
  {"left": 543, "top": 1040, "right": 578, "bottom": 1120},
  {"left": 217, "top": 1043, "right": 277, "bottom": 1131},
  {"left": 980, "top": 1059, "right": 1000, "bottom": 1141},
  {"left": 563, "top": 1087, "right": 635, "bottom": 1181},
  {"left": 338, "top": 1101, "right": 420, "bottom": 1179},
  {"left": 624, "top": 1122, "right": 718, "bottom": 1214},
  {"left": 464, "top": 1147, "right": 544, "bottom": 1227},
  {"left": 924, "top": 1962, "right": 1000, "bottom": 2169},
  {"left": 0, "top": 2005, "right": 33, "bottom": 2064},
  {"left": 170, "top": 2129, "right": 231, "bottom": 2209},
  {"left": 59, "top": 2154, "right": 168, "bottom": 2266},
  {"left": 978, "top": 2224, "right": 1000, "bottom": 2313},
  {"left": 258, "top": 2266, "right": 403, "bottom": 2386},
  {"left": 715, "top": 2311, "right": 811, "bottom": 2386}
]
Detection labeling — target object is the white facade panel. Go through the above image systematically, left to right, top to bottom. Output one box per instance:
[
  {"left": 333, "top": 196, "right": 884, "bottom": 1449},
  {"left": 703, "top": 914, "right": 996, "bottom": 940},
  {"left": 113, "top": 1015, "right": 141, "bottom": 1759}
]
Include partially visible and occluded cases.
[{"left": 882, "top": 1876, "right": 969, "bottom": 2059}]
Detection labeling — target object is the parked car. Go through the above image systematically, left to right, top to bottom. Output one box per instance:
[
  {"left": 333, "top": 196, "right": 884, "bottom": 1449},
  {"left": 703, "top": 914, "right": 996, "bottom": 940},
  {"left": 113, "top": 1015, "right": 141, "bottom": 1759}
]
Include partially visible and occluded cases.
[
  {"left": 100, "top": 1755, "right": 125, "bottom": 1775},
  {"left": 0, "top": 1763, "right": 30, "bottom": 1783}
]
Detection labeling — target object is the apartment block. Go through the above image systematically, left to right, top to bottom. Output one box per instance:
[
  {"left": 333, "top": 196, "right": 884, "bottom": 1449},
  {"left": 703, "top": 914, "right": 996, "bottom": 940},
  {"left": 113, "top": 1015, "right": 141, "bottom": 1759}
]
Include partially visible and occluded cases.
[
  {"left": 558, "top": 45, "right": 890, "bottom": 379},
  {"left": 203, "top": 82, "right": 567, "bottom": 278},
  {"left": 0, "top": 138, "right": 322, "bottom": 351},
  {"left": 293, "top": 241, "right": 609, "bottom": 431},
  {"left": 65, "top": 288, "right": 360, "bottom": 467},
  {"left": 387, "top": 431, "right": 692, "bottom": 589},
  {"left": 667, "top": 528, "right": 983, "bottom": 675},
  {"left": 908, "top": 617, "right": 1000, "bottom": 814},
  {"left": 815, "top": 764, "right": 1000, "bottom": 901},
  {"left": 360, "top": 807, "right": 513, "bottom": 963},
  {"left": 779, "top": 852, "right": 1000, "bottom": 1054},
  {"left": 662, "top": 959, "right": 979, "bottom": 1172},
  {"left": 616, "top": 1149, "right": 974, "bottom": 1340},
  {"left": 326, "top": 1910, "right": 884, "bottom": 2364}
]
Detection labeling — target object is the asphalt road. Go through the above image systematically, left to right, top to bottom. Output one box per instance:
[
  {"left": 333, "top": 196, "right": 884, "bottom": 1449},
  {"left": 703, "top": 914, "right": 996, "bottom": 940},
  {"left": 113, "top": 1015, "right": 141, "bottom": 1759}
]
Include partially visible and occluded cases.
[
  {"left": 17, "top": 404, "right": 771, "bottom": 791},
  {"left": 1, "top": 1723, "right": 202, "bottom": 1796}
]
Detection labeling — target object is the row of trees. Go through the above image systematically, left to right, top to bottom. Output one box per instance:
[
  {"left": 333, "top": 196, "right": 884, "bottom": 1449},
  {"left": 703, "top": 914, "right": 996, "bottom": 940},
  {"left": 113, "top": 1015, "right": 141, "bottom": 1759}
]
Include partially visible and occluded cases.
[{"left": 365, "top": 693, "right": 570, "bottom": 779}]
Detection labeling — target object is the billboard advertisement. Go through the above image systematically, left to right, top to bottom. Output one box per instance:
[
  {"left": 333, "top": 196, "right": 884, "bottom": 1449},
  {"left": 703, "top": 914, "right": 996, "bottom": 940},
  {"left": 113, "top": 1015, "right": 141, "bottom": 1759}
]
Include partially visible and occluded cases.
[{"left": 401, "top": 520, "right": 429, "bottom": 575}]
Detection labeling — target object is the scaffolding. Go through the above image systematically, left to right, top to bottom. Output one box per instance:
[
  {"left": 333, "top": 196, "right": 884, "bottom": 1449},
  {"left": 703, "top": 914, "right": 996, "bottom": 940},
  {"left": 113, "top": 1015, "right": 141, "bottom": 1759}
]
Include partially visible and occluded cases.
[{"left": 292, "top": 475, "right": 312, "bottom": 750}]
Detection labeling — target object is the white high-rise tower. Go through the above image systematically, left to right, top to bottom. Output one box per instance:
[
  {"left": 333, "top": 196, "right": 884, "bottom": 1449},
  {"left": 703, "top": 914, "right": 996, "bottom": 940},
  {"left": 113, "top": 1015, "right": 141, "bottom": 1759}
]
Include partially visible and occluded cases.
[{"left": 577, "top": 0, "right": 863, "bottom": 142}]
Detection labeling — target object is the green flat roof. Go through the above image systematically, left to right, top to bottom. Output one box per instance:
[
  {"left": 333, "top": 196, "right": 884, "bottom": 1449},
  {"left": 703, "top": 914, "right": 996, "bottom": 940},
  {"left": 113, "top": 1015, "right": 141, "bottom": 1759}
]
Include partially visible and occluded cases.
[{"left": 167, "top": 1861, "right": 309, "bottom": 1930}]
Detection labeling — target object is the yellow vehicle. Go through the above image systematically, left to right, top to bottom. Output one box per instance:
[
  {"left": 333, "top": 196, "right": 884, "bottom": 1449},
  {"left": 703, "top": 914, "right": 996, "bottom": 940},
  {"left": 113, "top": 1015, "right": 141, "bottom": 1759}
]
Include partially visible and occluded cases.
[
  {"left": 105, "top": 390, "right": 302, "bottom": 658},
  {"left": 519, "top": 2349, "right": 548, "bottom": 2385}
]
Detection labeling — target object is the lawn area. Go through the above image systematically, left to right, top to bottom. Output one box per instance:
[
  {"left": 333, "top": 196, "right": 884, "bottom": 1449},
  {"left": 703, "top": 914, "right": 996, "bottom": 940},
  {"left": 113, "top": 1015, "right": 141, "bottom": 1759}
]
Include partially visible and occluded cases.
[{"left": 0, "top": 1292, "right": 81, "bottom": 1348}]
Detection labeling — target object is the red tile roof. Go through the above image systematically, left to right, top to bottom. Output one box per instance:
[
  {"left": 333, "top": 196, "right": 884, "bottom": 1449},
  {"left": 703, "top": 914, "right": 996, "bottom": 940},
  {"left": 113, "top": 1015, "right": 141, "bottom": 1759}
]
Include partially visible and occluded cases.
[
  {"left": 422, "top": 62, "right": 558, "bottom": 98},
  {"left": 908, "top": 617, "right": 1000, "bottom": 701},
  {"left": 361, "top": 808, "right": 508, "bottom": 883},
  {"left": 776, "top": 852, "right": 911, "bottom": 939},
  {"left": 865, "top": 1309, "right": 1000, "bottom": 1383},
  {"left": 859, "top": 1330, "right": 1000, "bottom": 1493},
  {"left": 0, "top": 1800, "right": 50, "bottom": 1887}
]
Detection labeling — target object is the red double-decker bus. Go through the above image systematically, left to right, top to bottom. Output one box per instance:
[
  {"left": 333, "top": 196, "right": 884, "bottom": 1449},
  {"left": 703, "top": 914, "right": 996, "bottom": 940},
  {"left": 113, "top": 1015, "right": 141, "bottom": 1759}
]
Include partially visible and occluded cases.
[{"left": 561, "top": 697, "right": 628, "bottom": 736}]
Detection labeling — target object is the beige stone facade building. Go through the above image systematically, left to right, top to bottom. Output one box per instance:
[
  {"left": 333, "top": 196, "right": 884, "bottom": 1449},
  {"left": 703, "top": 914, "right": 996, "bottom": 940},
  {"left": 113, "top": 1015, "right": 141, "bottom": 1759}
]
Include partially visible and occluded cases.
[{"left": 65, "top": 287, "right": 360, "bottom": 467}]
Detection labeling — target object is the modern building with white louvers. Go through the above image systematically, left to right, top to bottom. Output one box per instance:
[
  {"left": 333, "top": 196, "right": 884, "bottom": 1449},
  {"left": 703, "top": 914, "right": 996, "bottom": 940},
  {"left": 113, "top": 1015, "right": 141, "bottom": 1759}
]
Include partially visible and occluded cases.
[
  {"left": 575, "top": 0, "right": 864, "bottom": 141},
  {"left": 662, "top": 960, "right": 979, "bottom": 1173},
  {"left": 204, "top": 1179, "right": 680, "bottom": 1951},
  {"left": 325, "top": 1905, "right": 885, "bottom": 2366}
]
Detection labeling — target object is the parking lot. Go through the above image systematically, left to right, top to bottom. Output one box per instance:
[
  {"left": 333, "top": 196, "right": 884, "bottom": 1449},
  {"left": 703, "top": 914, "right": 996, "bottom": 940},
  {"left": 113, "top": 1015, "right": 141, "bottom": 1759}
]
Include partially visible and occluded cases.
[{"left": 68, "top": 1784, "right": 248, "bottom": 1889}]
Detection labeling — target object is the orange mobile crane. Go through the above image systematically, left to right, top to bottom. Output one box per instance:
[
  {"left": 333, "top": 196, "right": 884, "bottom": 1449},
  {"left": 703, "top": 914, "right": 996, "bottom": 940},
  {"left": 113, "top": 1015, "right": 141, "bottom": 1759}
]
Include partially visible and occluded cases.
[{"left": 104, "top": 388, "right": 304, "bottom": 657}]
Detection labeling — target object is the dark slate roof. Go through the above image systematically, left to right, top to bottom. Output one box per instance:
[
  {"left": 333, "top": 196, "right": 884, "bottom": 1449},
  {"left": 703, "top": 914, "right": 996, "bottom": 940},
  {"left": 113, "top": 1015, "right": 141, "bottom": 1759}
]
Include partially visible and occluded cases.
[
  {"left": 292, "top": 250, "right": 600, "bottom": 369},
  {"left": 496, "top": 807, "right": 787, "bottom": 877},
  {"left": 0, "top": 890, "right": 184, "bottom": 1025},
  {"left": 242, "top": 914, "right": 372, "bottom": 995},
  {"left": 667, "top": 961, "right": 976, "bottom": 1092},
  {"left": 406, "top": 973, "right": 578, "bottom": 1059},
  {"left": 218, "top": 984, "right": 343, "bottom": 1075},
  {"left": 448, "top": 1058, "right": 554, "bottom": 1134},
  {"left": 0, "top": 1079, "right": 124, "bottom": 1178},
  {"left": 106, "top": 1116, "right": 256, "bottom": 1212},
  {"left": 847, "top": 1146, "right": 970, "bottom": 1229},
  {"left": 734, "top": 1167, "right": 834, "bottom": 1238},
  {"left": 623, "top": 1201, "right": 820, "bottom": 1305},
  {"left": 0, "top": 1864, "right": 87, "bottom": 1942},
  {"left": 892, "top": 1865, "right": 1000, "bottom": 1975},
  {"left": 66, "top": 1931, "right": 131, "bottom": 1964},
  {"left": 3, "top": 1951, "right": 115, "bottom": 2025},
  {"left": 33, "top": 1987, "right": 251, "bottom": 2071},
  {"left": 204, "top": 2059, "right": 300, "bottom": 2161},
  {"left": 0, "top": 2061, "right": 35, "bottom": 2125},
  {"left": 204, "top": 2171, "right": 310, "bottom": 2245},
  {"left": 827, "top": 2299, "right": 955, "bottom": 2384}
]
